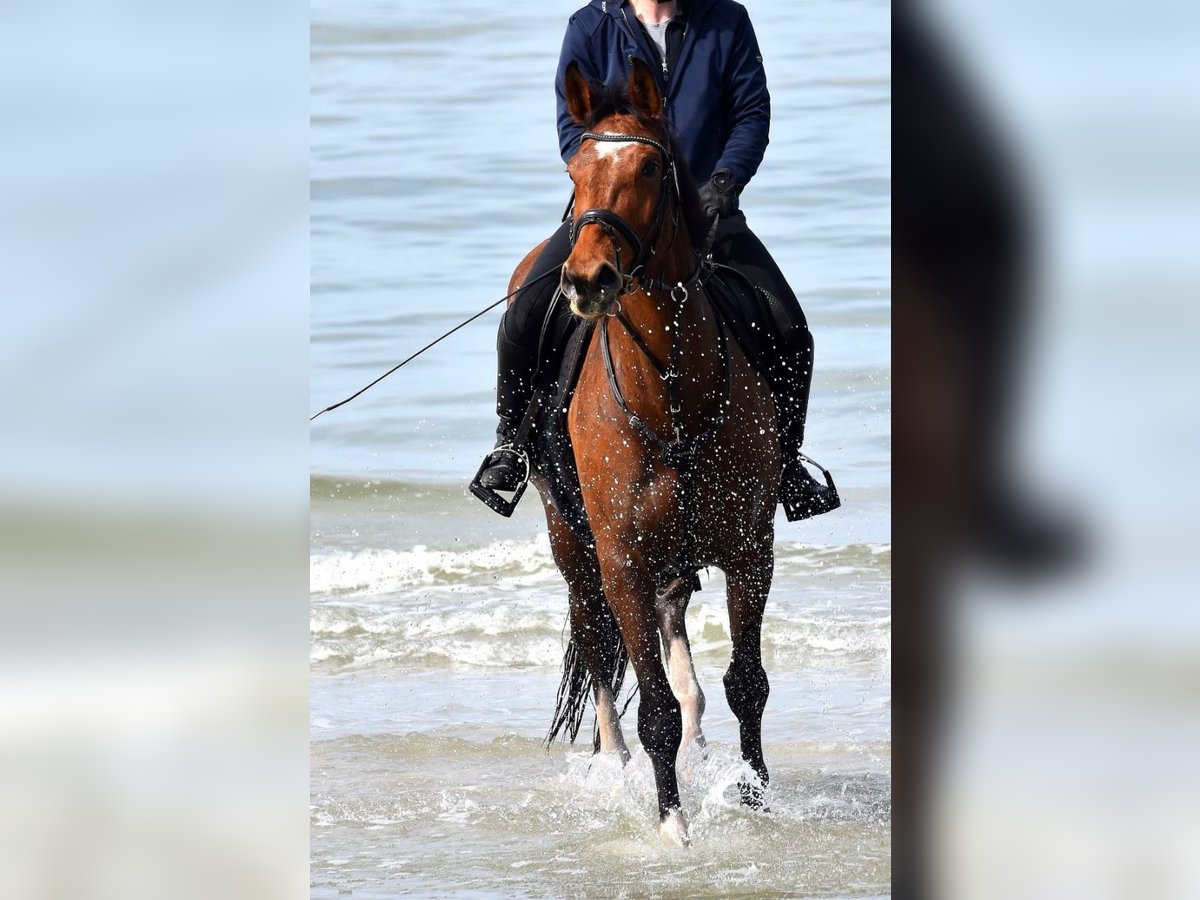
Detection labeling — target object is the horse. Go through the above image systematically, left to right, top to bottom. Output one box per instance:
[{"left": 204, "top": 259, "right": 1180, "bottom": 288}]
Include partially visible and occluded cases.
[{"left": 507, "top": 59, "right": 780, "bottom": 847}]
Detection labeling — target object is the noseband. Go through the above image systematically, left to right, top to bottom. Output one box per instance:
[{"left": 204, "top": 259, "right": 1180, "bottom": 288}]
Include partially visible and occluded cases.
[{"left": 569, "top": 131, "right": 677, "bottom": 288}]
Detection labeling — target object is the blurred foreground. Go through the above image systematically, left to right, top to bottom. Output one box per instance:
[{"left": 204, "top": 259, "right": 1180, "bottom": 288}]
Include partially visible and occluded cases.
[
  {"left": 895, "top": 0, "right": 1200, "bottom": 897},
  {"left": 0, "top": 3, "right": 308, "bottom": 898}
]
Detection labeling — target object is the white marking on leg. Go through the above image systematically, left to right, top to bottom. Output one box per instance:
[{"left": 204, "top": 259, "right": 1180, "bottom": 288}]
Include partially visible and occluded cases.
[
  {"left": 665, "top": 636, "right": 706, "bottom": 758},
  {"left": 594, "top": 685, "right": 631, "bottom": 765},
  {"left": 658, "top": 808, "right": 691, "bottom": 848}
]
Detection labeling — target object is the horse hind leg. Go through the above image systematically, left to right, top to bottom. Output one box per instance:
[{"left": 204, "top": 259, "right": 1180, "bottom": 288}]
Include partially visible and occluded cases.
[
  {"left": 724, "top": 557, "right": 774, "bottom": 809},
  {"left": 655, "top": 574, "right": 707, "bottom": 767},
  {"left": 572, "top": 584, "right": 632, "bottom": 763}
]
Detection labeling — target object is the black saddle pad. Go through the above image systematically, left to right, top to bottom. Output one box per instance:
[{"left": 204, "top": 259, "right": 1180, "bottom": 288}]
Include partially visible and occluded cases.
[{"left": 702, "top": 263, "right": 786, "bottom": 377}]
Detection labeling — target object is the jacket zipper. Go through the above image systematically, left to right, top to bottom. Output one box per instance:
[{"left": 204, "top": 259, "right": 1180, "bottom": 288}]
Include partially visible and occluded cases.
[
  {"left": 620, "top": 6, "right": 689, "bottom": 110},
  {"left": 621, "top": 7, "right": 668, "bottom": 92},
  {"left": 667, "top": 21, "right": 688, "bottom": 85}
]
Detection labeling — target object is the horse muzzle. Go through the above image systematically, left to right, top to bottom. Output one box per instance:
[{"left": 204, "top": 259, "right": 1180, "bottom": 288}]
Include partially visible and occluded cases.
[{"left": 560, "top": 261, "right": 624, "bottom": 320}]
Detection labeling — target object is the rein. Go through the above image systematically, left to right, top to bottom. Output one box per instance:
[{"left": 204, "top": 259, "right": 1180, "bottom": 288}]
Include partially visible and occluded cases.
[
  {"left": 310, "top": 266, "right": 561, "bottom": 422},
  {"left": 600, "top": 280, "right": 731, "bottom": 467}
]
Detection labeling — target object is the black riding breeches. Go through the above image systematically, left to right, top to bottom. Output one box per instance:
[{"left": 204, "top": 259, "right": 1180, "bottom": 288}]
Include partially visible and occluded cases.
[
  {"left": 710, "top": 212, "right": 808, "bottom": 336},
  {"left": 500, "top": 221, "right": 574, "bottom": 347}
]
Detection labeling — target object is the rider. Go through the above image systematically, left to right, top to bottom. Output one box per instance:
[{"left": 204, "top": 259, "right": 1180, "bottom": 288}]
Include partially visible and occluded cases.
[{"left": 474, "top": 0, "right": 838, "bottom": 522}]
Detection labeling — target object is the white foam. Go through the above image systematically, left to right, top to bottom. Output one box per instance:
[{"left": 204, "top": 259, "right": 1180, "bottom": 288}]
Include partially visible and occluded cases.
[
  {"left": 310, "top": 535, "right": 558, "bottom": 596},
  {"left": 310, "top": 540, "right": 891, "bottom": 671}
]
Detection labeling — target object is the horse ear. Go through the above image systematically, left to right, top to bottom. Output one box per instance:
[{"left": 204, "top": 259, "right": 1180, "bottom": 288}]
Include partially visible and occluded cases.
[
  {"left": 628, "top": 57, "right": 663, "bottom": 120},
  {"left": 564, "top": 61, "right": 594, "bottom": 124}
]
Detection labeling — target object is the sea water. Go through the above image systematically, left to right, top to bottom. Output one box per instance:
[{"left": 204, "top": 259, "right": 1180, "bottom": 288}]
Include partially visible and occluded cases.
[{"left": 311, "top": 0, "right": 889, "bottom": 895}]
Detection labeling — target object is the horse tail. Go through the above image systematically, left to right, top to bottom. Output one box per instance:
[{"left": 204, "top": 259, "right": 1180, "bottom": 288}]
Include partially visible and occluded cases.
[{"left": 546, "top": 598, "right": 631, "bottom": 750}]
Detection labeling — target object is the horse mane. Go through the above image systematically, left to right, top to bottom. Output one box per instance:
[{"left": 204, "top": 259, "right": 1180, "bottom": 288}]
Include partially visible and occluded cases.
[{"left": 579, "top": 77, "right": 712, "bottom": 253}]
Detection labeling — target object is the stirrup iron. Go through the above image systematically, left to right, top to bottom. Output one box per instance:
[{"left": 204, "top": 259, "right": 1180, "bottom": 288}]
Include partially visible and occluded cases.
[
  {"left": 469, "top": 444, "right": 531, "bottom": 517},
  {"left": 781, "top": 452, "right": 842, "bottom": 522}
]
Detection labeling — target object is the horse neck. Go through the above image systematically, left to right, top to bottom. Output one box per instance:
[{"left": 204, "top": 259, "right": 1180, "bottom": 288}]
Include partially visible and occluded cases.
[{"left": 611, "top": 225, "right": 725, "bottom": 419}]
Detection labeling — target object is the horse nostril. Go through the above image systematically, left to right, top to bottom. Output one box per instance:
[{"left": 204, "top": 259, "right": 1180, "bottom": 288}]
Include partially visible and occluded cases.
[
  {"left": 596, "top": 264, "right": 621, "bottom": 295},
  {"left": 561, "top": 267, "right": 585, "bottom": 299}
]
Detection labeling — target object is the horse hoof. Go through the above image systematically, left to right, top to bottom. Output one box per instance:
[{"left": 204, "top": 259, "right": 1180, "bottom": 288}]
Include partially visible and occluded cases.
[
  {"left": 593, "top": 746, "right": 632, "bottom": 768},
  {"left": 739, "top": 780, "right": 770, "bottom": 812},
  {"left": 658, "top": 809, "right": 691, "bottom": 848}
]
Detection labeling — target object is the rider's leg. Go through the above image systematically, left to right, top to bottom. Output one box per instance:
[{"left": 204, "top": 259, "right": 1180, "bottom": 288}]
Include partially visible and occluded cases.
[
  {"left": 711, "top": 213, "right": 839, "bottom": 521},
  {"left": 477, "top": 221, "right": 574, "bottom": 492}
]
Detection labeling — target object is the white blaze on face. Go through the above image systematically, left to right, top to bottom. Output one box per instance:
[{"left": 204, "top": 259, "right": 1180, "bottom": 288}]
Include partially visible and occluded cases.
[{"left": 593, "top": 133, "right": 635, "bottom": 161}]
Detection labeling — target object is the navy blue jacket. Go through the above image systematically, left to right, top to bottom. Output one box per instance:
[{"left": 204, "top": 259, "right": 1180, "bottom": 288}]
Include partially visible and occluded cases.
[{"left": 555, "top": 0, "right": 771, "bottom": 187}]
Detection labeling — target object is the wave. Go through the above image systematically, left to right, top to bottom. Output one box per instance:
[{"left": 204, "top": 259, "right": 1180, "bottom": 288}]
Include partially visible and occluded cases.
[
  {"left": 311, "top": 473, "right": 466, "bottom": 502},
  {"left": 311, "top": 535, "right": 888, "bottom": 595},
  {"left": 311, "top": 535, "right": 562, "bottom": 595},
  {"left": 311, "top": 538, "right": 889, "bottom": 672},
  {"left": 310, "top": 602, "right": 889, "bottom": 672}
]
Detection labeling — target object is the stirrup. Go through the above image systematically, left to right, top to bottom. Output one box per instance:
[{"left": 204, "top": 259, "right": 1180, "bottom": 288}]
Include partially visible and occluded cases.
[
  {"left": 469, "top": 444, "right": 531, "bottom": 517},
  {"left": 781, "top": 452, "right": 842, "bottom": 522}
]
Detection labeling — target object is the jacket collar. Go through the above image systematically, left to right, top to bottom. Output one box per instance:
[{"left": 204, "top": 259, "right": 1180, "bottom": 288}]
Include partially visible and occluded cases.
[{"left": 594, "top": 0, "right": 716, "bottom": 21}]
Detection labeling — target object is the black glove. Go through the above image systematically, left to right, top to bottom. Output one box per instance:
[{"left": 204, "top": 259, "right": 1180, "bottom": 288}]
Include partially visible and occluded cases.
[{"left": 698, "top": 169, "right": 743, "bottom": 220}]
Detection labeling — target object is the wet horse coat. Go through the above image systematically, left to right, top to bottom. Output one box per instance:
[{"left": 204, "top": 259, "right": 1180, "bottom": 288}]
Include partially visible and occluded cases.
[{"left": 512, "top": 60, "right": 779, "bottom": 846}]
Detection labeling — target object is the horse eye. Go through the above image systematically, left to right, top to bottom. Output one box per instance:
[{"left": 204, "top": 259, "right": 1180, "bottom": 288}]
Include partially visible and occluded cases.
[{"left": 641, "top": 159, "right": 660, "bottom": 178}]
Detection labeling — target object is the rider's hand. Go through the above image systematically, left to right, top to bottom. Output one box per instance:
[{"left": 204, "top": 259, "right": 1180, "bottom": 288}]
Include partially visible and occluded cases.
[{"left": 698, "top": 169, "right": 743, "bottom": 220}]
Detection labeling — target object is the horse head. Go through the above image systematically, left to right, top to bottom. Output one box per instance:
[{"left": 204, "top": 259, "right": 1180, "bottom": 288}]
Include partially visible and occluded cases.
[{"left": 559, "top": 59, "right": 703, "bottom": 319}]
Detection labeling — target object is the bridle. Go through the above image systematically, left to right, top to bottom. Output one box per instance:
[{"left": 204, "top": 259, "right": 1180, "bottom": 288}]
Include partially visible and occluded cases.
[{"left": 568, "top": 130, "right": 684, "bottom": 292}]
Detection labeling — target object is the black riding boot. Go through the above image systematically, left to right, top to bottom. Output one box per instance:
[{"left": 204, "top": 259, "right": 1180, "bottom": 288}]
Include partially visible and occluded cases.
[
  {"left": 474, "top": 316, "right": 540, "bottom": 494},
  {"left": 767, "top": 327, "right": 842, "bottom": 522}
]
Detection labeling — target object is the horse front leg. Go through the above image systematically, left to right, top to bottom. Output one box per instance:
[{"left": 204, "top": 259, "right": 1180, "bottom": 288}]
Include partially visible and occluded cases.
[
  {"left": 724, "top": 551, "right": 774, "bottom": 809},
  {"left": 599, "top": 555, "right": 688, "bottom": 847}
]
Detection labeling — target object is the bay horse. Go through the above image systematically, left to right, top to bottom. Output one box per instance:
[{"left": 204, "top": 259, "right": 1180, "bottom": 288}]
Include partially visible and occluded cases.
[{"left": 509, "top": 60, "right": 779, "bottom": 847}]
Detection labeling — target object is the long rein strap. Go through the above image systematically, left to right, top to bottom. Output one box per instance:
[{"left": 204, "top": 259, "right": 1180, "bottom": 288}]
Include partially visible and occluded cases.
[{"left": 309, "top": 266, "right": 561, "bottom": 422}]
